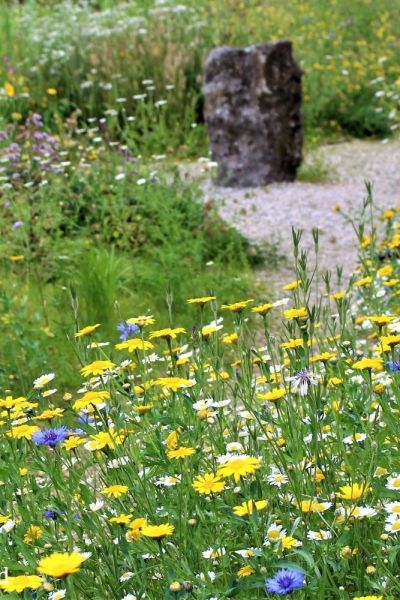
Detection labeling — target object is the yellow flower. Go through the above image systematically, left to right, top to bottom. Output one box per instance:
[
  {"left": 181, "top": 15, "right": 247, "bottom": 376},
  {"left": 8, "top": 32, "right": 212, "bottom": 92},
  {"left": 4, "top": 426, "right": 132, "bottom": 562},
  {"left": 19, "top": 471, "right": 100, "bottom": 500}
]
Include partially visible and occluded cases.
[
  {"left": 4, "top": 82, "right": 15, "bottom": 97},
  {"left": 47, "top": 88, "right": 57, "bottom": 95},
  {"left": 377, "top": 265, "right": 393, "bottom": 277},
  {"left": 354, "top": 276, "right": 372, "bottom": 287},
  {"left": 282, "top": 280, "right": 300, "bottom": 291},
  {"left": 329, "top": 291, "right": 346, "bottom": 300},
  {"left": 187, "top": 296, "right": 216, "bottom": 304},
  {"left": 221, "top": 299, "right": 254, "bottom": 312},
  {"left": 251, "top": 303, "right": 274, "bottom": 315},
  {"left": 284, "top": 307, "right": 308, "bottom": 320},
  {"left": 127, "top": 315, "right": 155, "bottom": 327},
  {"left": 75, "top": 323, "right": 100, "bottom": 337},
  {"left": 149, "top": 327, "right": 185, "bottom": 340},
  {"left": 222, "top": 332, "right": 239, "bottom": 344},
  {"left": 380, "top": 334, "right": 400, "bottom": 348},
  {"left": 281, "top": 338, "right": 304, "bottom": 350},
  {"left": 115, "top": 339, "right": 154, "bottom": 352},
  {"left": 310, "top": 352, "right": 336, "bottom": 363},
  {"left": 352, "top": 357, "right": 383, "bottom": 371},
  {"left": 80, "top": 360, "right": 115, "bottom": 377},
  {"left": 154, "top": 377, "right": 194, "bottom": 391},
  {"left": 257, "top": 388, "right": 286, "bottom": 402},
  {"left": 73, "top": 390, "right": 110, "bottom": 410},
  {"left": 133, "top": 404, "right": 152, "bottom": 413},
  {"left": 36, "top": 408, "right": 64, "bottom": 420},
  {"left": 7, "top": 424, "right": 39, "bottom": 440},
  {"left": 86, "top": 428, "right": 125, "bottom": 451},
  {"left": 165, "top": 430, "right": 179, "bottom": 450},
  {"left": 63, "top": 436, "right": 87, "bottom": 450},
  {"left": 167, "top": 446, "right": 196, "bottom": 459},
  {"left": 217, "top": 456, "right": 261, "bottom": 482},
  {"left": 19, "top": 467, "right": 28, "bottom": 476},
  {"left": 192, "top": 473, "right": 225, "bottom": 495},
  {"left": 336, "top": 483, "right": 370, "bottom": 501},
  {"left": 100, "top": 484, "right": 129, "bottom": 498},
  {"left": 233, "top": 499, "right": 268, "bottom": 516},
  {"left": 295, "top": 500, "right": 331, "bottom": 513},
  {"left": 109, "top": 513, "right": 132, "bottom": 524},
  {"left": 126, "top": 517, "right": 147, "bottom": 541},
  {"left": 141, "top": 523, "right": 175, "bottom": 539},
  {"left": 24, "top": 525, "right": 43, "bottom": 543},
  {"left": 281, "top": 536, "right": 301, "bottom": 551},
  {"left": 37, "top": 552, "right": 87, "bottom": 578},
  {"left": 237, "top": 565, "right": 255, "bottom": 577},
  {"left": 0, "top": 575, "right": 43, "bottom": 593},
  {"left": 353, "top": 596, "right": 383, "bottom": 600}
]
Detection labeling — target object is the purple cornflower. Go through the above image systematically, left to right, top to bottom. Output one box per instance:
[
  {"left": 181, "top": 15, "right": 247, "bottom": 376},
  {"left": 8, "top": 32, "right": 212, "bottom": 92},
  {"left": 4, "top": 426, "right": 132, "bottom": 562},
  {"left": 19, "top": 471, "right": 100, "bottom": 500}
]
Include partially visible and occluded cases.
[
  {"left": 12, "top": 220, "right": 24, "bottom": 230},
  {"left": 117, "top": 321, "right": 139, "bottom": 341},
  {"left": 387, "top": 359, "right": 400, "bottom": 372},
  {"left": 288, "top": 367, "right": 318, "bottom": 396},
  {"left": 32, "top": 427, "right": 69, "bottom": 447},
  {"left": 43, "top": 510, "right": 57, "bottom": 520},
  {"left": 266, "top": 568, "right": 305, "bottom": 595}
]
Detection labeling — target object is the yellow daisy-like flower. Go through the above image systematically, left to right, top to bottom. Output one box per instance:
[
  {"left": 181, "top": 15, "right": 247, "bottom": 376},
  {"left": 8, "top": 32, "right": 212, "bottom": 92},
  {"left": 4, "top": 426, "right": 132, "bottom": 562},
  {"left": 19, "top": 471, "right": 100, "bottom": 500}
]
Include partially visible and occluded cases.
[
  {"left": 354, "top": 276, "right": 372, "bottom": 287},
  {"left": 282, "top": 280, "right": 300, "bottom": 291},
  {"left": 329, "top": 291, "right": 347, "bottom": 300},
  {"left": 187, "top": 296, "right": 216, "bottom": 304},
  {"left": 221, "top": 299, "right": 254, "bottom": 312},
  {"left": 251, "top": 303, "right": 274, "bottom": 315},
  {"left": 284, "top": 307, "right": 308, "bottom": 320},
  {"left": 127, "top": 315, "right": 155, "bottom": 327},
  {"left": 75, "top": 323, "right": 100, "bottom": 337},
  {"left": 149, "top": 328, "right": 186, "bottom": 340},
  {"left": 222, "top": 332, "right": 239, "bottom": 344},
  {"left": 380, "top": 334, "right": 400, "bottom": 348},
  {"left": 281, "top": 338, "right": 304, "bottom": 350},
  {"left": 115, "top": 339, "right": 154, "bottom": 353},
  {"left": 310, "top": 352, "right": 336, "bottom": 363},
  {"left": 352, "top": 357, "right": 383, "bottom": 371},
  {"left": 80, "top": 360, "right": 115, "bottom": 377},
  {"left": 154, "top": 377, "right": 194, "bottom": 392},
  {"left": 257, "top": 388, "right": 286, "bottom": 402},
  {"left": 73, "top": 390, "right": 110, "bottom": 411},
  {"left": 35, "top": 408, "right": 65, "bottom": 420},
  {"left": 6, "top": 424, "right": 39, "bottom": 440},
  {"left": 86, "top": 428, "right": 125, "bottom": 451},
  {"left": 165, "top": 430, "right": 179, "bottom": 449},
  {"left": 63, "top": 436, "right": 87, "bottom": 450},
  {"left": 167, "top": 446, "right": 196, "bottom": 460},
  {"left": 217, "top": 456, "right": 261, "bottom": 482},
  {"left": 192, "top": 473, "right": 225, "bottom": 495},
  {"left": 336, "top": 483, "right": 370, "bottom": 501},
  {"left": 100, "top": 484, "right": 129, "bottom": 498},
  {"left": 233, "top": 499, "right": 268, "bottom": 516},
  {"left": 294, "top": 500, "right": 331, "bottom": 513},
  {"left": 109, "top": 513, "right": 133, "bottom": 524},
  {"left": 126, "top": 517, "right": 148, "bottom": 541},
  {"left": 141, "top": 523, "right": 175, "bottom": 539},
  {"left": 24, "top": 525, "right": 43, "bottom": 543},
  {"left": 281, "top": 535, "right": 301, "bottom": 551},
  {"left": 37, "top": 551, "right": 87, "bottom": 578},
  {"left": 237, "top": 565, "right": 255, "bottom": 577},
  {"left": 0, "top": 575, "right": 43, "bottom": 593},
  {"left": 353, "top": 596, "right": 383, "bottom": 600}
]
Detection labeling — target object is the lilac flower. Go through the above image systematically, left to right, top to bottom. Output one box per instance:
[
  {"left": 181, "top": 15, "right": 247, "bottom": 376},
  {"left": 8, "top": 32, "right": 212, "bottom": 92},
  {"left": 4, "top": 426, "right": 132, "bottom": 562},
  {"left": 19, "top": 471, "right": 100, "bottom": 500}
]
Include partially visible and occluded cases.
[
  {"left": 12, "top": 220, "right": 24, "bottom": 230},
  {"left": 117, "top": 321, "right": 139, "bottom": 341},
  {"left": 387, "top": 359, "right": 400, "bottom": 372},
  {"left": 288, "top": 368, "right": 318, "bottom": 396},
  {"left": 31, "top": 427, "right": 69, "bottom": 447},
  {"left": 43, "top": 510, "right": 57, "bottom": 520},
  {"left": 265, "top": 568, "right": 305, "bottom": 595}
]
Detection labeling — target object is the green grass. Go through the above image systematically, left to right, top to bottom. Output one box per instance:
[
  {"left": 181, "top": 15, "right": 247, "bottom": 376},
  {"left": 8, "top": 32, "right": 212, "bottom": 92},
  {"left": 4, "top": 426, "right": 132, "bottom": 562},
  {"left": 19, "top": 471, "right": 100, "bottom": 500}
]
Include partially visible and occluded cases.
[{"left": 0, "top": 0, "right": 399, "bottom": 156}]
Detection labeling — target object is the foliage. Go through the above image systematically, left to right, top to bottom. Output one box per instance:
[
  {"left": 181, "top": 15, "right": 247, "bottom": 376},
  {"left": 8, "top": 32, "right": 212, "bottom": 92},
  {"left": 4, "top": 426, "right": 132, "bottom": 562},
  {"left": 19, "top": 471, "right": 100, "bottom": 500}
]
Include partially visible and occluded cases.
[
  {"left": 0, "top": 0, "right": 399, "bottom": 156},
  {"left": 0, "top": 195, "right": 398, "bottom": 599}
]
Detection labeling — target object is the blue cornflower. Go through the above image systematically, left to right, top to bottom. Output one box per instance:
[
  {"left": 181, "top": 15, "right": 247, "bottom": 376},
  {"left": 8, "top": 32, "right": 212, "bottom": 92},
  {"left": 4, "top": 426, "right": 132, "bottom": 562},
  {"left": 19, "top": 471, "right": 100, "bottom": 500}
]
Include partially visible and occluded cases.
[
  {"left": 117, "top": 321, "right": 140, "bottom": 341},
  {"left": 387, "top": 359, "right": 400, "bottom": 372},
  {"left": 31, "top": 427, "right": 69, "bottom": 447},
  {"left": 43, "top": 510, "right": 58, "bottom": 520},
  {"left": 265, "top": 568, "right": 305, "bottom": 595}
]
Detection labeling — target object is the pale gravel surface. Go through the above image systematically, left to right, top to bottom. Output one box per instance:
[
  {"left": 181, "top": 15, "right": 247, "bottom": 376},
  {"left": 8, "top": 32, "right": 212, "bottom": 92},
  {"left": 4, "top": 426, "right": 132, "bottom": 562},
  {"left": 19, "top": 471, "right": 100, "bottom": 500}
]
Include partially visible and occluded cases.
[{"left": 183, "top": 137, "right": 400, "bottom": 293}]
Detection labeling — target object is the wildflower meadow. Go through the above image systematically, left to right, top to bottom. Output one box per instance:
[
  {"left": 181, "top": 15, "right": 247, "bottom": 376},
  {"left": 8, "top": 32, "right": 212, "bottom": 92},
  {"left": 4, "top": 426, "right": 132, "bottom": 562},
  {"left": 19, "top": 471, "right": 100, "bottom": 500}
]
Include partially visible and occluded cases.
[{"left": 0, "top": 1, "right": 400, "bottom": 600}]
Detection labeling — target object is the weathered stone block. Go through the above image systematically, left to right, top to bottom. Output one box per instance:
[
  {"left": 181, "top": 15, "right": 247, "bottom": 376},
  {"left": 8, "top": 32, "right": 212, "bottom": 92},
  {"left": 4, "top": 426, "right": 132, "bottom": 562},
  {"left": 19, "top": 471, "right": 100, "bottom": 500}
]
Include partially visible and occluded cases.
[{"left": 204, "top": 40, "right": 303, "bottom": 187}]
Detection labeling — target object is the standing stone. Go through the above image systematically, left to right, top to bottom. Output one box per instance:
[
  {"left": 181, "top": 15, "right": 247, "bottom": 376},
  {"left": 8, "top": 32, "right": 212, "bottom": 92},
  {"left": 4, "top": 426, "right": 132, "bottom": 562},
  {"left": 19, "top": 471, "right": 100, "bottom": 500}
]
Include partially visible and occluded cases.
[{"left": 204, "top": 40, "right": 303, "bottom": 187}]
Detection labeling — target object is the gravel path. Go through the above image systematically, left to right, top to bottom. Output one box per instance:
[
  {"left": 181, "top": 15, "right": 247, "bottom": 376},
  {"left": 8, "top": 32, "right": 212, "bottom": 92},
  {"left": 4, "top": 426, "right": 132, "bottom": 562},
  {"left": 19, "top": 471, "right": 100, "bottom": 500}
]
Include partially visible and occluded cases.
[{"left": 186, "top": 137, "right": 400, "bottom": 293}]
